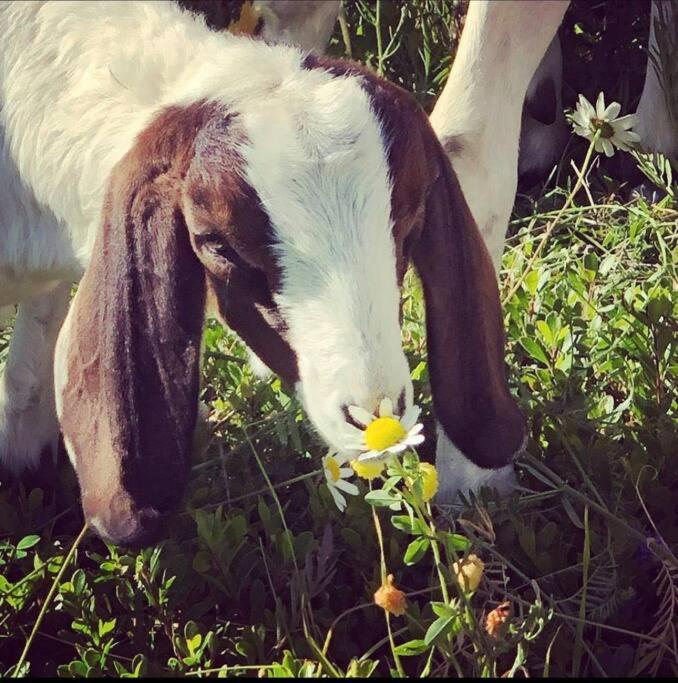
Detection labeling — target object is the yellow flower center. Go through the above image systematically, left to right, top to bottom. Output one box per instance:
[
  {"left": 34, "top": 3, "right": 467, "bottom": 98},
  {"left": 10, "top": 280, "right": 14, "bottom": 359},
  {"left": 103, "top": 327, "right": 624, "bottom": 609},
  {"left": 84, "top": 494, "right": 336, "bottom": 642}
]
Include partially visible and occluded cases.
[
  {"left": 364, "top": 416, "right": 406, "bottom": 451},
  {"left": 324, "top": 456, "right": 341, "bottom": 483},
  {"left": 351, "top": 459, "right": 386, "bottom": 480}
]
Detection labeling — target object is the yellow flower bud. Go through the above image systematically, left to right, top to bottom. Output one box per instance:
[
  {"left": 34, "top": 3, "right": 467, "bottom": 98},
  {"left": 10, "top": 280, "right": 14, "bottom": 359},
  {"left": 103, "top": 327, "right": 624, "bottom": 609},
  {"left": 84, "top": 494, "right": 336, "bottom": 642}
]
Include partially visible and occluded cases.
[
  {"left": 351, "top": 459, "right": 386, "bottom": 480},
  {"left": 419, "top": 462, "right": 438, "bottom": 502},
  {"left": 453, "top": 554, "right": 484, "bottom": 592},
  {"left": 374, "top": 574, "right": 406, "bottom": 617}
]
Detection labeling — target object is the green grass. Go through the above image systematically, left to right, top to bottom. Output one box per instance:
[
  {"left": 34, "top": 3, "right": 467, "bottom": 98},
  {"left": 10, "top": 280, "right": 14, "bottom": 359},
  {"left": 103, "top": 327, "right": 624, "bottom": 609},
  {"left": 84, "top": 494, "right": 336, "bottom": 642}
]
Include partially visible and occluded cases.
[{"left": 1, "top": 1, "right": 677, "bottom": 677}]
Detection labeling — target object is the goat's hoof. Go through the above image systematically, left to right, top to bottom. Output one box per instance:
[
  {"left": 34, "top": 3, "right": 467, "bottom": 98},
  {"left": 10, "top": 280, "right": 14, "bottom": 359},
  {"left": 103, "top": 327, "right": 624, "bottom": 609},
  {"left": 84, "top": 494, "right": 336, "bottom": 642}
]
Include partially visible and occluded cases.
[{"left": 0, "top": 401, "right": 61, "bottom": 478}]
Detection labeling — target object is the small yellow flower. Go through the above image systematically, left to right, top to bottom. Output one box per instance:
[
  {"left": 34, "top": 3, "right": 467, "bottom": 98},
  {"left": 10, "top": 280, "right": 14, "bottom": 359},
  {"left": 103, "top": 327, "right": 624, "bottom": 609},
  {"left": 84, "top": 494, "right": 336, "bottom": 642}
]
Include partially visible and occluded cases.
[
  {"left": 351, "top": 459, "right": 386, "bottom": 480},
  {"left": 418, "top": 463, "right": 438, "bottom": 502},
  {"left": 453, "top": 554, "right": 484, "bottom": 592},
  {"left": 374, "top": 574, "right": 406, "bottom": 616}
]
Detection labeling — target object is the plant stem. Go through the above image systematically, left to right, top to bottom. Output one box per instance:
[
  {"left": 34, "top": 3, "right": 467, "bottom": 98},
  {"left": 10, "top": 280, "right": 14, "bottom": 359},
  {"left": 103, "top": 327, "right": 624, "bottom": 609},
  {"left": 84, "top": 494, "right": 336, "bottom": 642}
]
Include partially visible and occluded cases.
[
  {"left": 503, "top": 132, "right": 600, "bottom": 303},
  {"left": 12, "top": 523, "right": 88, "bottom": 677}
]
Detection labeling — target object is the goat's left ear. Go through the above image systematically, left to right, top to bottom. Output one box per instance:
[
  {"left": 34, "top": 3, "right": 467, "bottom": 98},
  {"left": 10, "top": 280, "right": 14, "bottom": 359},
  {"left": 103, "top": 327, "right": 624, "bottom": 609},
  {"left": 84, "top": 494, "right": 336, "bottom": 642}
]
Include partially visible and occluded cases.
[
  {"left": 55, "top": 110, "right": 207, "bottom": 546},
  {"left": 410, "top": 141, "right": 526, "bottom": 470}
]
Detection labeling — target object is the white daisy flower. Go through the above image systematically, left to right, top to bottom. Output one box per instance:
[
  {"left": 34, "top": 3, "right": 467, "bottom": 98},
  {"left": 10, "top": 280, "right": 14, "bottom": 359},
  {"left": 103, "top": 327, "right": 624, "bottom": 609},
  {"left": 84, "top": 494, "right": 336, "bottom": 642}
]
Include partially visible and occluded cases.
[
  {"left": 569, "top": 92, "right": 641, "bottom": 157},
  {"left": 343, "top": 397, "right": 425, "bottom": 463},
  {"left": 323, "top": 450, "right": 359, "bottom": 512}
]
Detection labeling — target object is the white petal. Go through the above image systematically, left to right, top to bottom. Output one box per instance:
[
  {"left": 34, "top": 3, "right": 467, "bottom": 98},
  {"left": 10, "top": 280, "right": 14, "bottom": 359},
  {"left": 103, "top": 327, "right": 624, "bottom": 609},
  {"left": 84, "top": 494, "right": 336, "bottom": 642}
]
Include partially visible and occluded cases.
[
  {"left": 595, "top": 91, "right": 606, "bottom": 118},
  {"left": 578, "top": 94, "right": 595, "bottom": 119},
  {"left": 603, "top": 101, "right": 621, "bottom": 120},
  {"left": 614, "top": 114, "right": 639, "bottom": 130},
  {"left": 574, "top": 126, "right": 592, "bottom": 141},
  {"left": 622, "top": 131, "right": 641, "bottom": 143},
  {"left": 594, "top": 137, "right": 606, "bottom": 154},
  {"left": 601, "top": 138, "right": 615, "bottom": 157},
  {"left": 379, "top": 397, "right": 393, "bottom": 417},
  {"left": 348, "top": 405, "right": 375, "bottom": 427},
  {"left": 400, "top": 405, "right": 421, "bottom": 431},
  {"left": 407, "top": 423, "right": 424, "bottom": 436},
  {"left": 343, "top": 424, "right": 366, "bottom": 439},
  {"left": 404, "top": 433, "right": 425, "bottom": 447},
  {"left": 386, "top": 443, "right": 408, "bottom": 454},
  {"left": 358, "top": 449, "right": 388, "bottom": 462},
  {"left": 334, "top": 452, "right": 352, "bottom": 466},
  {"left": 338, "top": 467, "right": 354, "bottom": 478},
  {"left": 335, "top": 479, "right": 359, "bottom": 495},
  {"left": 330, "top": 487, "right": 347, "bottom": 511}
]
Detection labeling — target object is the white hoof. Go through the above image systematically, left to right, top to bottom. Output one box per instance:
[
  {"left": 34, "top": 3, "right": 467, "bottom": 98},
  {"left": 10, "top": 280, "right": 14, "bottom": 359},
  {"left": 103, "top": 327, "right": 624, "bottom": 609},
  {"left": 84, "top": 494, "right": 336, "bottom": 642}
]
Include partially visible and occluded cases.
[{"left": 434, "top": 427, "right": 518, "bottom": 506}]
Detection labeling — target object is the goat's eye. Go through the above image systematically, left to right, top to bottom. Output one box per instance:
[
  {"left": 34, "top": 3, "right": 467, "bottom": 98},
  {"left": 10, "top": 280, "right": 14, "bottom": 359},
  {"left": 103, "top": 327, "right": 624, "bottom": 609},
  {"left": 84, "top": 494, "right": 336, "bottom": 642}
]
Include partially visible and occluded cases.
[
  {"left": 198, "top": 233, "right": 237, "bottom": 262},
  {"left": 207, "top": 241, "right": 235, "bottom": 260}
]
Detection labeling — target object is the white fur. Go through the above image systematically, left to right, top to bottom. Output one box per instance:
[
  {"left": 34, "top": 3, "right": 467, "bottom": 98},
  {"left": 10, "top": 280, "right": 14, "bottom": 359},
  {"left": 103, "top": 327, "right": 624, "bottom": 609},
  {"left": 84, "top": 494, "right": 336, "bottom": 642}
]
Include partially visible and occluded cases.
[
  {"left": 429, "top": 0, "right": 569, "bottom": 275},
  {"left": 1, "top": 1, "right": 412, "bottom": 471},
  {"left": 435, "top": 428, "right": 520, "bottom": 505}
]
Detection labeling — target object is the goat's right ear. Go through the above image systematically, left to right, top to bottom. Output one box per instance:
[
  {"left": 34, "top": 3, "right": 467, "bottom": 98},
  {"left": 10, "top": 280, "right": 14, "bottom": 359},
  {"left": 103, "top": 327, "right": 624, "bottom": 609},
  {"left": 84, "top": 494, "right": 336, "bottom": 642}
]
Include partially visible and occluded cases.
[
  {"left": 55, "top": 110, "right": 206, "bottom": 546},
  {"left": 410, "top": 137, "right": 526, "bottom": 473}
]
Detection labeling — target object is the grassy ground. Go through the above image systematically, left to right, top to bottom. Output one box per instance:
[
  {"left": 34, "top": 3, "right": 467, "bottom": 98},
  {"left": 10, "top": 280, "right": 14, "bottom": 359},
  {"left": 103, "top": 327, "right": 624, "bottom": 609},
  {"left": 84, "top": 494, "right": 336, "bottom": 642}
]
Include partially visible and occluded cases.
[{"left": 1, "top": 1, "right": 677, "bottom": 677}]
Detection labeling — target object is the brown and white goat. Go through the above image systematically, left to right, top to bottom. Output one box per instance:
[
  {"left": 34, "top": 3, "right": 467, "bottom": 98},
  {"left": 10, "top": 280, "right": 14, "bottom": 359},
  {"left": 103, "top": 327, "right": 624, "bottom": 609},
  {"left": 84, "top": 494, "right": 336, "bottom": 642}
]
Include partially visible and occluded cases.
[{"left": 0, "top": 1, "right": 524, "bottom": 545}]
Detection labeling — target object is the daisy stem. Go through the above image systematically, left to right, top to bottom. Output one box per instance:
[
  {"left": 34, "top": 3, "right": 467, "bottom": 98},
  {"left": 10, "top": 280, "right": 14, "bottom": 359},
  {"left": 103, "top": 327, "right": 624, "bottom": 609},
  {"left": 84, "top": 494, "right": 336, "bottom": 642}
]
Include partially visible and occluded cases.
[
  {"left": 502, "top": 130, "right": 601, "bottom": 304},
  {"left": 369, "top": 484, "right": 406, "bottom": 677}
]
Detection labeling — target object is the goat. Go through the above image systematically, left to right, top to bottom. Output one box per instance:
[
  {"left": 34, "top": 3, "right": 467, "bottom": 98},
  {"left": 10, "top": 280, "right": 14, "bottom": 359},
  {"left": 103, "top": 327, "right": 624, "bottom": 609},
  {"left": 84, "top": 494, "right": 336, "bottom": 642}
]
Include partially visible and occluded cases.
[
  {"left": 202, "top": 0, "right": 675, "bottom": 501},
  {"left": 0, "top": 1, "right": 525, "bottom": 544}
]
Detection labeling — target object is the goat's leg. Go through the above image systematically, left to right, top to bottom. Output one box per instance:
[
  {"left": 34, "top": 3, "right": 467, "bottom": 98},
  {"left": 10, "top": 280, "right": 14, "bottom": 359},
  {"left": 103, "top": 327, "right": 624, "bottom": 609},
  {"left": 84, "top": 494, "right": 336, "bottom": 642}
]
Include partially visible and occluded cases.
[
  {"left": 430, "top": 0, "right": 569, "bottom": 275},
  {"left": 636, "top": 0, "right": 677, "bottom": 160},
  {"left": 0, "top": 282, "right": 71, "bottom": 474}
]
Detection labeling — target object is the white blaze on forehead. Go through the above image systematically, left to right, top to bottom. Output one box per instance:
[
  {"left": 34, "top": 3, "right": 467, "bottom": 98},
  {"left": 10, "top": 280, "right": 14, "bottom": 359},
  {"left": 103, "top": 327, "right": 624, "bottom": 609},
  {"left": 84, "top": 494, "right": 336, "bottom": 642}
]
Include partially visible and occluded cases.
[{"left": 238, "top": 66, "right": 409, "bottom": 424}]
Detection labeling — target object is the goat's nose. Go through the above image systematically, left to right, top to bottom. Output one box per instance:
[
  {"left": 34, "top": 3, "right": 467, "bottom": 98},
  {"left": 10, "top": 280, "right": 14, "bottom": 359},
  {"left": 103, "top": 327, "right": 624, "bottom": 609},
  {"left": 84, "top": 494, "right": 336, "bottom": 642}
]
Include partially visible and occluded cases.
[{"left": 87, "top": 505, "right": 165, "bottom": 548}]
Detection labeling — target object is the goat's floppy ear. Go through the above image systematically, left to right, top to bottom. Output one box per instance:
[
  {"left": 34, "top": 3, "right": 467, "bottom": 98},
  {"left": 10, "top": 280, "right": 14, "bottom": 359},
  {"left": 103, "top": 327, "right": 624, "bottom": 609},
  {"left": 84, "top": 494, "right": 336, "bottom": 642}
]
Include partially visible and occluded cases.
[
  {"left": 55, "top": 110, "right": 206, "bottom": 546},
  {"left": 411, "top": 143, "right": 526, "bottom": 469}
]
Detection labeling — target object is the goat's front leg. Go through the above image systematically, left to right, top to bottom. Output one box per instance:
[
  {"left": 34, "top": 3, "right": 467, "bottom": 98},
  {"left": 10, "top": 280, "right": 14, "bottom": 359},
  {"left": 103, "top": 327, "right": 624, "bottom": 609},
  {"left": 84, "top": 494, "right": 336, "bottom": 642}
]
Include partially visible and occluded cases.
[
  {"left": 430, "top": 0, "right": 569, "bottom": 275},
  {"left": 0, "top": 283, "right": 71, "bottom": 474}
]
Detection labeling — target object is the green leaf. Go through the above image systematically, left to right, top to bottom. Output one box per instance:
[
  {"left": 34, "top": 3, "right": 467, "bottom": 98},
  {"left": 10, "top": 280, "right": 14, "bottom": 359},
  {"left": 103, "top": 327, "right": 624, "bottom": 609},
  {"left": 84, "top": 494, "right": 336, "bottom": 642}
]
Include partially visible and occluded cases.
[
  {"left": 519, "top": 337, "right": 550, "bottom": 366},
  {"left": 364, "top": 489, "right": 401, "bottom": 507},
  {"left": 391, "top": 515, "right": 427, "bottom": 535},
  {"left": 444, "top": 533, "right": 471, "bottom": 553},
  {"left": 16, "top": 534, "right": 40, "bottom": 551},
  {"left": 403, "top": 537, "right": 430, "bottom": 565},
  {"left": 431, "top": 601, "right": 456, "bottom": 619},
  {"left": 424, "top": 616, "right": 456, "bottom": 646},
  {"left": 393, "top": 639, "right": 429, "bottom": 656}
]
